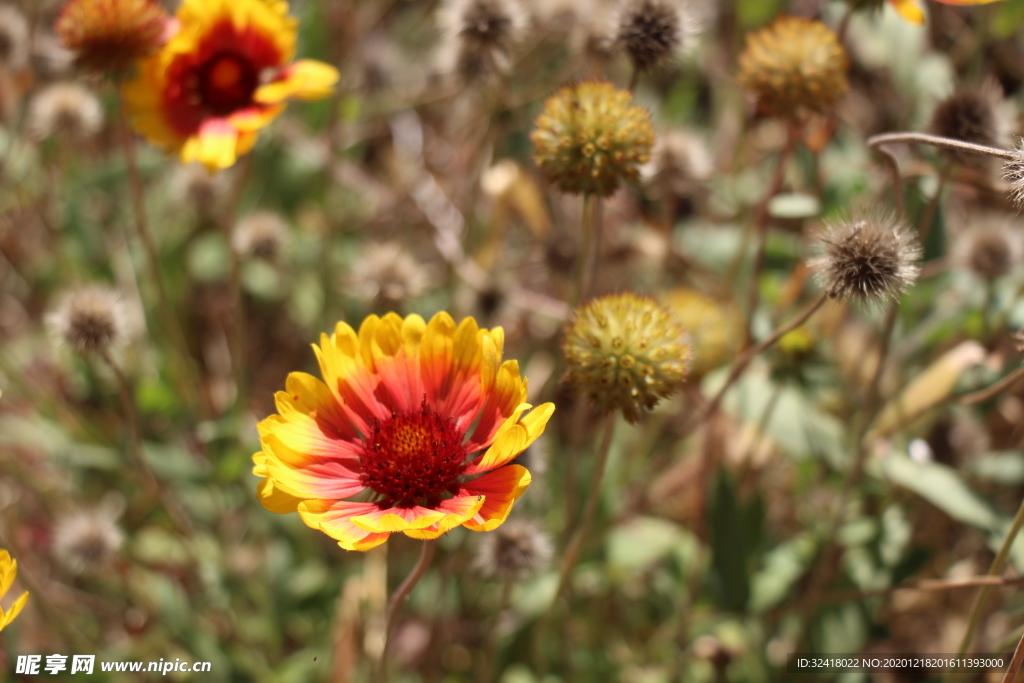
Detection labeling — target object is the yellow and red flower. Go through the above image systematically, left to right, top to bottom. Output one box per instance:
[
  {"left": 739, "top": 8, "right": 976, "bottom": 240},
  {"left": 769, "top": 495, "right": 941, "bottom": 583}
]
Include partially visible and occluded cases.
[
  {"left": 122, "top": 0, "right": 339, "bottom": 171},
  {"left": 888, "top": 0, "right": 1005, "bottom": 24},
  {"left": 252, "top": 312, "right": 555, "bottom": 552}
]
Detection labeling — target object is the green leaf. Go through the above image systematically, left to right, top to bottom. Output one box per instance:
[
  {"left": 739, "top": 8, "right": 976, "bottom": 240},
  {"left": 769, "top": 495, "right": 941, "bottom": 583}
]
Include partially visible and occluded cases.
[
  {"left": 767, "top": 193, "right": 820, "bottom": 219},
  {"left": 971, "top": 452, "right": 1024, "bottom": 485},
  {"left": 882, "top": 455, "right": 1001, "bottom": 531},
  {"left": 708, "top": 468, "right": 764, "bottom": 611},
  {"left": 607, "top": 517, "right": 691, "bottom": 577},
  {"left": 750, "top": 532, "right": 816, "bottom": 612}
]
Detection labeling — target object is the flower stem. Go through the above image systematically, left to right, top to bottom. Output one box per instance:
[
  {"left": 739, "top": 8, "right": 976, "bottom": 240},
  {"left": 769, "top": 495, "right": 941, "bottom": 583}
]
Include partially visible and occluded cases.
[
  {"left": 114, "top": 90, "right": 201, "bottom": 411},
  {"left": 743, "top": 127, "right": 796, "bottom": 345},
  {"left": 867, "top": 132, "right": 1014, "bottom": 221},
  {"left": 867, "top": 132, "right": 1015, "bottom": 162},
  {"left": 222, "top": 155, "right": 253, "bottom": 412},
  {"left": 917, "top": 164, "right": 951, "bottom": 247},
  {"left": 572, "top": 194, "right": 600, "bottom": 305},
  {"left": 698, "top": 291, "right": 828, "bottom": 426},
  {"left": 99, "top": 350, "right": 193, "bottom": 537},
  {"left": 960, "top": 365, "right": 1024, "bottom": 405},
  {"left": 553, "top": 415, "right": 616, "bottom": 603},
  {"left": 951, "top": 496, "right": 1024, "bottom": 666},
  {"left": 379, "top": 540, "right": 436, "bottom": 677},
  {"left": 1001, "top": 631, "right": 1024, "bottom": 683}
]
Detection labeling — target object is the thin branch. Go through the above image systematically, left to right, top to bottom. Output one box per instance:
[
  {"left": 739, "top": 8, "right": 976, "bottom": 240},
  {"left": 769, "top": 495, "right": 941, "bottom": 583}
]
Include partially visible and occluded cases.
[
  {"left": 697, "top": 292, "right": 829, "bottom": 427},
  {"left": 960, "top": 365, "right": 1024, "bottom": 405},
  {"left": 553, "top": 415, "right": 617, "bottom": 603}
]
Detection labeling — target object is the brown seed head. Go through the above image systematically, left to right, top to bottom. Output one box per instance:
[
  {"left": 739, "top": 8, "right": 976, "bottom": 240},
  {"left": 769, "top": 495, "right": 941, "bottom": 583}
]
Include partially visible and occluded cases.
[
  {"left": 55, "top": 0, "right": 169, "bottom": 73},
  {"left": 439, "top": 0, "right": 526, "bottom": 82},
  {"left": 612, "top": 0, "right": 698, "bottom": 73},
  {"left": 0, "top": 4, "right": 29, "bottom": 70},
  {"left": 737, "top": 16, "right": 848, "bottom": 118},
  {"left": 532, "top": 81, "right": 655, "bottom": 197},
  {"left": 28, "top": 82, "right": 104, "bottom": 141},
  {"left": 931, "top": 82, "right": 1007, "bottom": 167},
  {"left": 1004, "top": 141, "right": 1024, "bottom": 210},
  {"left": 232, "top": 212, "right": 289, "bottom": 261},
  {"left": 810, "top": 212, "right": 921, "bottom": 304},
  {"left": 953, "top": 214, "right": 1023, "bottom": 281},
  {"left": 347, "top": 241, "right": 435, "bottom": 306},
  {"left": 47, "top": 286, "right": 128, "bottom": 355},
  {"left": 52, "top": 500, "right": 124, "bottom": 574},
  {"left": 473, "top": 519, "right": 553, "bottom": 581}
]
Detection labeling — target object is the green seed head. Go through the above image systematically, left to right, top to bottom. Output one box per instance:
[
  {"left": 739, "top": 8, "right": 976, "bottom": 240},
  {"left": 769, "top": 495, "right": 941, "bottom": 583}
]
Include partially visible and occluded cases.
[
  {"left": 531, "top": 82, "right": 655, "bottom": 197},
  {"left": 562, "top": 292, "right": 690, "bottom": 423}
]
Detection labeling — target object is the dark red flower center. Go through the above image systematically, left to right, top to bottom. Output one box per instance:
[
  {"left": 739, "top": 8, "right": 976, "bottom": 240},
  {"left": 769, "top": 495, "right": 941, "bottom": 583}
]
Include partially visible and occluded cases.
[
  {"left": 197, "top": 52, "right": 258, "bottom": 115},
  {"left": 360, "top": 403, "right": 469, "bottom": 508}
]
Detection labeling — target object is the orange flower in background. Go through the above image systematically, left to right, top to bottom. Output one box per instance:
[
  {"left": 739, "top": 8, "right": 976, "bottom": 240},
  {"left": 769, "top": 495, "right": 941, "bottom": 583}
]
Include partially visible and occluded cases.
[
  {"left": 56, "top": 0, "right": 170, "bottom": 73},
  {"left": 122, "top": 0, "right": 339, "bottom": 171},
  {"left": 888, "top": 0, "right": 1005, "bottom": 24},
  {"left": 252, "top": 312, "right": 555, "bottom": 552}
]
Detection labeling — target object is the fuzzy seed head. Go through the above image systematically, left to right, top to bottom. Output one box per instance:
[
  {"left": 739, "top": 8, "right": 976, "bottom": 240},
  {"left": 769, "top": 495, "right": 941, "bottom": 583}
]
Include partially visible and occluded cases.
[
  {"left": 55, "top": 0, "right": 169, "bottom": 73},
  {"left": 439, "top": 0, "right": 526, "bottom": 82},
  {"left": 612, "top": 0, "right": 698, "bottom": 73},
  {"left": 0, "top": 4, "right": 29, "bottom": 70},
  {"left": 737, "top": 16, "right": 848, "bottom": 118},
  {"left": 532, "top": 81, "right": 655, "bottom": 197},
  {"left": 28, "top": 82, "right": 104, "bottom": 141},
  {"left": 931, "top": 83, "right": 1007, "bottom": 166},
  {"left": 644, "top": 128, "right": 712, "bottom": 194},
  {"left": 1004, "top": 142, "right": 1024, "bottom": 210},
  {"left": 170, "top": 164, "right": 229, "bottom": 218},
  {"left": 232, "top": 212, "right": 289, "bottom": 261},
  {"left": 810, "top": 213, "right": 921, "bottom": 304},
  {"left": 954, "top": 216, "right": 1023, "bottom": 281},
  {"left": 347, "top": 241, "right": 435, "bottom": 306},
  {"left": 47, "top": 286, "right": 128, "bottom": 355},
  {"left": 562, "top": 292, "right": 690, "bottom": 423},
  {"left": 52, "top": 504, "right": 124, "bottom": 574},
  {"left": 473, "top": 520, "right": 553, "bottom": 581}
]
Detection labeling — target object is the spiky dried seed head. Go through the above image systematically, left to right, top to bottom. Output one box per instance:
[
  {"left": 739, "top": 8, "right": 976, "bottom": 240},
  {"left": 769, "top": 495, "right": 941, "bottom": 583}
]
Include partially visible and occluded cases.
[
  {"left": 55, "top": 0, "right": 169, "bottom": 73},
  {"left": 438, "top": 0, "right": 527, "bottom": 82},
  {"left": 612, "top": 0, "right": 699, "bottom": 73},
  {"left": 0, "top": 4, "right": 29, "bottom": 70},
  {"left": 737, "top": 16, "right": 848, "bottom": 118},
  {"left": 532, "top": 81, "right": 655, "bottom": 197},
  {"left": 27, "top": 82, "right": 104, "bottom": 141},
  {"left": 931, "top": 82, "right": 1008, "bottom": 167},
  {"left": 643, "top": 129, "right": 712, "bottom": 194},
  {"left": 1004, "top": 142, "right": 1024, "bottom": 210},
  {"left": 170, "top": 164, "right": 230, "bottom": 218},
  {"left": 232, "top": 212, "right": 289, "bottom": 261},
  {"left": 810, "top": 213, "right": 921, "bottom": 304},
  {"left": 953, "top": 215, "right": 1023, "bottom": 281},
  {"left": 346, "top": 241, "right": 435, "bottom": 305},
  {"left": 46, "top": 286, "right": 128, "bottom": 355},
  {"left": 562, "top": 292, "right": 690, "bottom": 423},
  {"left": 51, "top": 501, "right": 124, "bottom": 574},
  {"left": 473, "top": 519, "right": 553, "bottom": 581}
]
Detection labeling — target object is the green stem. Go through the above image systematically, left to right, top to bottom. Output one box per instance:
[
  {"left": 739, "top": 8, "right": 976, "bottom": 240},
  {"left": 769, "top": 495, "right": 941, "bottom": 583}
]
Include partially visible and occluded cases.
[
  {"left": 115, "top": 90, "right": 202, "bottom": 412},
  {"left": 572, "top": 195, "right": 597, "bottom": 305},
  {"left": 99, "top": 350, "right": 193, "bottom": 537},
  {"left": 553, "top": 415, "right": 616, "bottom": 602},
  {"left": 951, "top": 497, "right": 1024, "bottom": 665}
]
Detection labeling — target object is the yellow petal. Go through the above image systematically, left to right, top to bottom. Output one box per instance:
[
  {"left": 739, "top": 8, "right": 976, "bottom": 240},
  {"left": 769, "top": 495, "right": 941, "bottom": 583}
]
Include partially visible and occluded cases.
[{"left": 889, "top": 0, "right": 926, "bottom": 23}]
